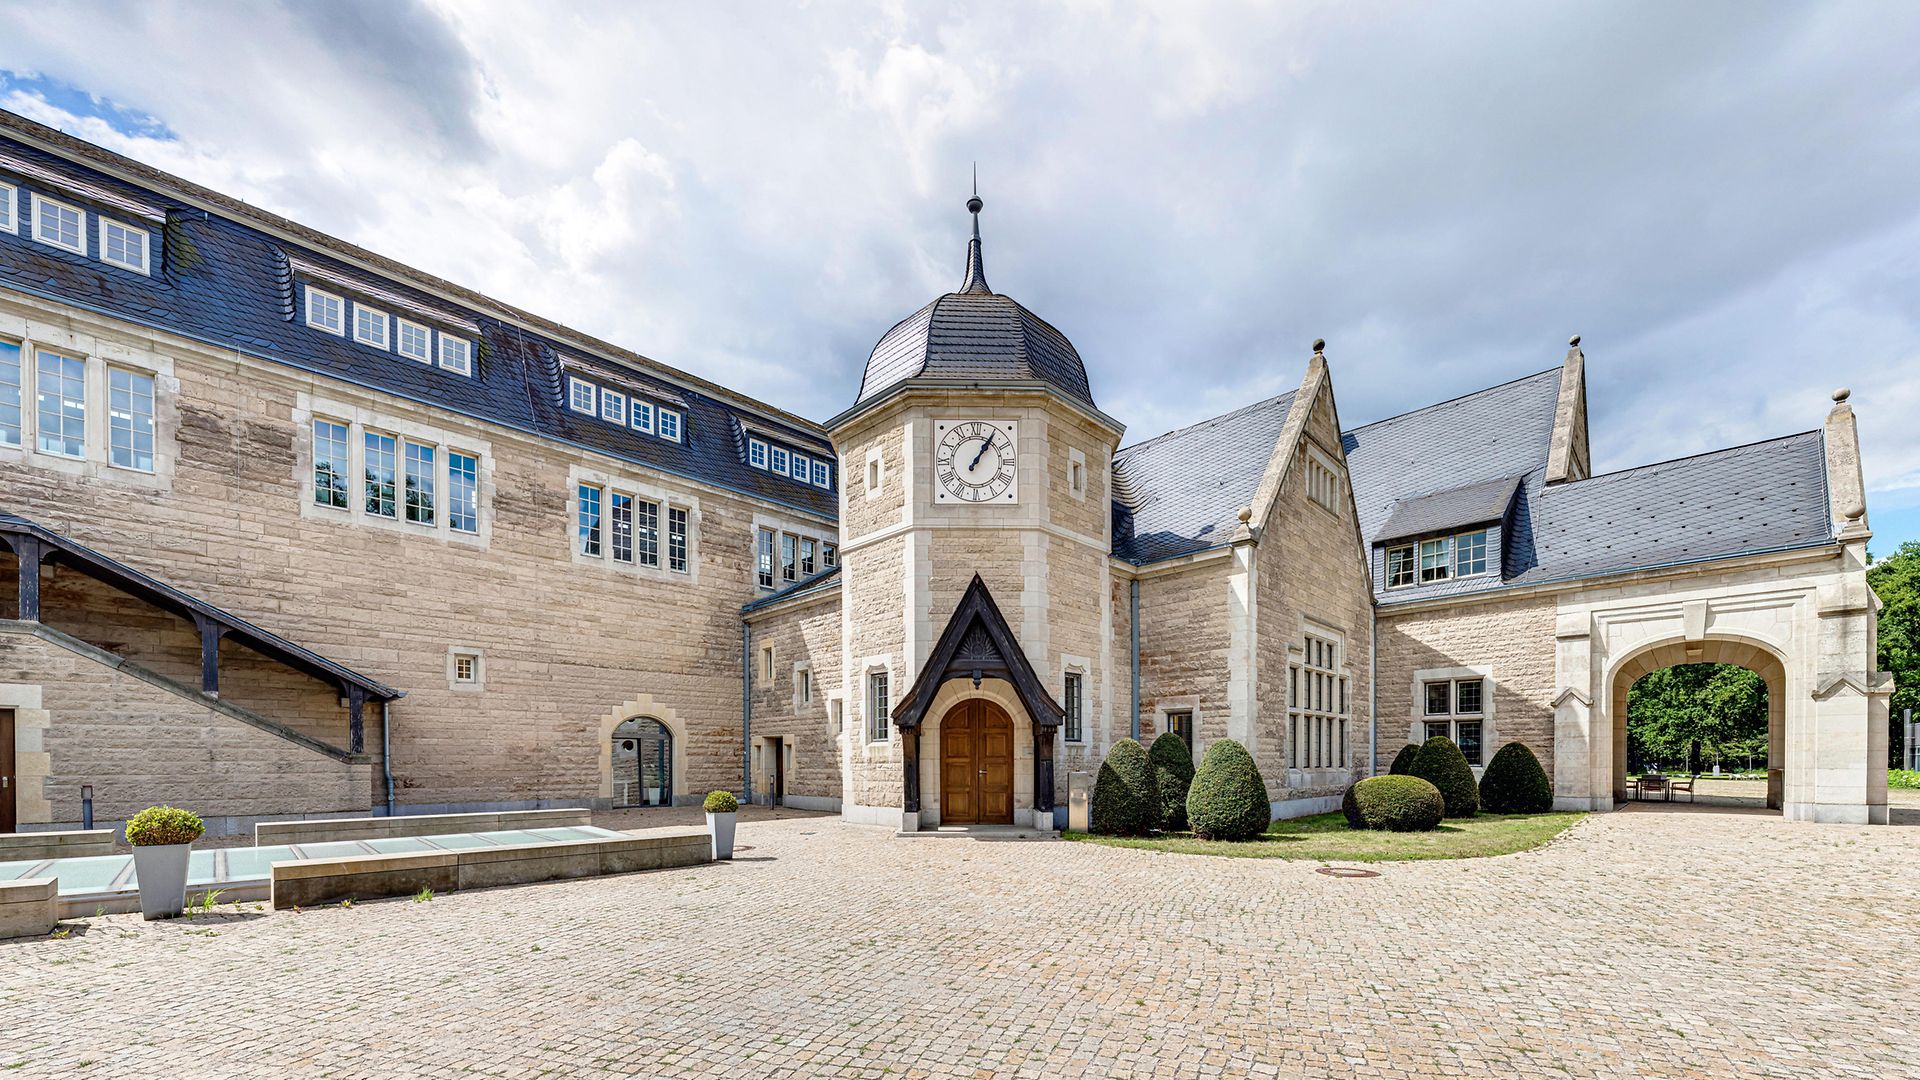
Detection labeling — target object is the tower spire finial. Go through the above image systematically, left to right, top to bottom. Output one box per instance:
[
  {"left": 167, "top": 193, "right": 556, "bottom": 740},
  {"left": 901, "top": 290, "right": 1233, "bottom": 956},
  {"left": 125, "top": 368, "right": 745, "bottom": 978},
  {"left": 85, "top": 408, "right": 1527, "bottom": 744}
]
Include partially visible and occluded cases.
[{"left": 960, "top": 164, "right": 990, "bottom": 293}]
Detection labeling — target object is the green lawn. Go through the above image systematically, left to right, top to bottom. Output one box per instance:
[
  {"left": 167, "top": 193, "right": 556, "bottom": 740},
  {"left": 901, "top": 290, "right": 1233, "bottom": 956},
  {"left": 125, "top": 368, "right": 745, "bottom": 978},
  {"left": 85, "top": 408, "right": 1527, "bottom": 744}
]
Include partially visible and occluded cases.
[{"left": 1064, "top": 810, "right": 1588, "bottom": 862}]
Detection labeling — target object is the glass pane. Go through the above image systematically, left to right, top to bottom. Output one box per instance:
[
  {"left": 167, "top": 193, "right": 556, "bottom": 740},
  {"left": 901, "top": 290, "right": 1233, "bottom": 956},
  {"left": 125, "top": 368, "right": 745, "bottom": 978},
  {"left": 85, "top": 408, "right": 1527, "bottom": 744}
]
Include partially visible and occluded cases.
[
  {"left": 1454, "top": 678, "right": 1483, "bottom": 715},
  {"left": 1425, "top": 681, "right": 1451, "bottom": 715},
  {"left": 1455, "top": 721, "right": 1483, "bottom": 766}
]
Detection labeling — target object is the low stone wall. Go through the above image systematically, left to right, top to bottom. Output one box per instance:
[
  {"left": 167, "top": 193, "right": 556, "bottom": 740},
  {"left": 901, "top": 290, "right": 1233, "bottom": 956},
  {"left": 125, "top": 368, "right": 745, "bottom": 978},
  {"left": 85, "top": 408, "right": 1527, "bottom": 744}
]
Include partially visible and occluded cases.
[
  {"left": 256, "top": 808, "right": 592, "bottom": 846},
  {"left": 269, "top": 828, "right": 711, "bottom": 909},
  {"left": 0, "top": 829, "right": 114, "bottom": 862},
  {"left": 0, "top": 878, "right": 59, "bottom": 940}
]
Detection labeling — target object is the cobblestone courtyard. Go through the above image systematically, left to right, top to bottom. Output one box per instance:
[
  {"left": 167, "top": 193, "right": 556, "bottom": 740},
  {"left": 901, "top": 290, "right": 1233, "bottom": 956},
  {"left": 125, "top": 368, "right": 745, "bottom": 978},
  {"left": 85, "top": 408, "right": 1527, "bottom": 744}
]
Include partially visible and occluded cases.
[{"left": 6, "top": 801, "right": 1918, "bottom": 1079}]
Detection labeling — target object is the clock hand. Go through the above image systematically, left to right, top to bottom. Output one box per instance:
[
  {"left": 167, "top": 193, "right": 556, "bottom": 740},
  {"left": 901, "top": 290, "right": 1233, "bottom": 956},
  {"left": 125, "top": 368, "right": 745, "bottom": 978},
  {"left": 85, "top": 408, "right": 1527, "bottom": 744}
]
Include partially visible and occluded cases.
[{"left": 968, "top": 437, "right": 992, "bottom": 472}]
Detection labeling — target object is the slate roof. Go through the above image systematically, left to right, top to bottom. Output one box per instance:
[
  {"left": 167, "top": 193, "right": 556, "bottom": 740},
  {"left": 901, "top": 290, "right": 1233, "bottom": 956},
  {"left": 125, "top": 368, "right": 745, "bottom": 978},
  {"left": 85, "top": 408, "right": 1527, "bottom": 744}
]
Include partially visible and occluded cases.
[
  {"left": 0, "top": 111, "right": 835, "bottom": 520},
  {"left": 855, "top": 226, "right": 1095, "bottom": 410},
  {"left": 1111, "top": 391, "right": 1296, "bottom": 564},
  {"left": 1376, "top": 474, "right": 1526, "bottom": 544}
]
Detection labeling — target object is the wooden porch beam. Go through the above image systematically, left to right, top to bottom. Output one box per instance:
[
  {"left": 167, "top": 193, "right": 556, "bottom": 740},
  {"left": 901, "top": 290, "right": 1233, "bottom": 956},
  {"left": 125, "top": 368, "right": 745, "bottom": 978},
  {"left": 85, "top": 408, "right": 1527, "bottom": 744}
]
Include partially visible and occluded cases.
[
  {"left": 14, "top": 537, "right": 42, "bottom": 622},
  {"left": 193, "top": 614, "right": 228, "bottom": 697},
  {"left": 347, "top": 686, "right": 366, "bottom": 754}
]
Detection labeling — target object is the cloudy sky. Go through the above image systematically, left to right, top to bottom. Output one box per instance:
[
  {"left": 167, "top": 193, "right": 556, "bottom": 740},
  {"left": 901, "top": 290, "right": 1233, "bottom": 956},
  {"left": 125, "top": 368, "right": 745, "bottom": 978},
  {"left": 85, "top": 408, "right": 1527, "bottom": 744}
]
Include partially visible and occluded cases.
[{"left": 3, "top": 1, "right": 1917, "bottom": 548}]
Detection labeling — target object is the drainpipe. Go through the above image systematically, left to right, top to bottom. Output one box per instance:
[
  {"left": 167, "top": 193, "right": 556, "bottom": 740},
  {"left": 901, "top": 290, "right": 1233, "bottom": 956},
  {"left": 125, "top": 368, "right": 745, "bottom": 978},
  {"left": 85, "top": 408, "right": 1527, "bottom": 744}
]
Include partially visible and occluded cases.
[
  {"left": 1129, "top": 577, "right": 1141, "bottom": 740},
  {"left": 1368, "top": 603, "right": 1378, "bottom": 777},
  {"left": 741, "top": 620, "right": 753, "bottom": 805},
  {"left": 381, "top": 699, "right": 396, "bottom": 815}
]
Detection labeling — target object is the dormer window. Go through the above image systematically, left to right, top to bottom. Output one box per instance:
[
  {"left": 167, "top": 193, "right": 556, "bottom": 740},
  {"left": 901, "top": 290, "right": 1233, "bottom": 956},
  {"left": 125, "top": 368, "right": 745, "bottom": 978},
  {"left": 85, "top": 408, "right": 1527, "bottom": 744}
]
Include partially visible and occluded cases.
[
  {"left": 0, "top": 181, "right": 16, "bottom": 233},
  {"left": 31, "top": 193, "right": 84, "bottom": 254},
  {"left": 98, "top": 218, "right": 149, "bottom": 274},
  {"left": 305, "top": 287, "right": 346, "bottom": 335},
  {"left": 353, "top": 305, "right": 390, "bottom": 349},
  {"left": 396, "top": 319, "right": 431, "bottom": 362},
  {"left": 438, "top": 335, "right": 473, "bottom": 375},
  {"left": 568, "top": 377, "right": 596, "bottom": 414},
  {"left": 601, "top": 388, "right": 627, "bottom": 425},
  {"left": 630, "top": 399, "right": 653, "bottom": 433},
  {"left": 657, "top": 407, "right": 682, "bottom": 442},
  {"left": 748, "top": 437, "right": 768, "bottom": 469},
  {"left": 769, "top": 444, "right": 789, "bottom": 475},
  {"left": 791, "top": 452, "right": 811, "bottom": 481},
  {"left": 811, "top": 459, "right": 831, "bottom": 489},
  {"left": 1387, "top": 527, "right": 1493, "bottom": 588},
  {"left": 1386, "top": 546, "right": 1416, "bottom": 588}
]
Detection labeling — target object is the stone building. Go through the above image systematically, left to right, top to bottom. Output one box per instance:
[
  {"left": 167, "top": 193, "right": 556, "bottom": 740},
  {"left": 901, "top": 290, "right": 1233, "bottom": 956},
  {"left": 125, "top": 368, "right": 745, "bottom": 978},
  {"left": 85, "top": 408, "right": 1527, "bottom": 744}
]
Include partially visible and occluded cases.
[{"left": 0, "top": 110, "right": 1889, "bottom": 837}]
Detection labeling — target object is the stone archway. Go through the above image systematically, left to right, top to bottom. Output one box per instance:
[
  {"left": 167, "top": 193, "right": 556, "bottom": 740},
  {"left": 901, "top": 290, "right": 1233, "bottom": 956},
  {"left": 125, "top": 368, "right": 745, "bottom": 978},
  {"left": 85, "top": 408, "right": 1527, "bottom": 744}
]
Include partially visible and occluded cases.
[
  {"left": 1608, "top": 636, "right": 1788, "bottom": 810},
  {"left": 596, "top": 694, "right": 690, "bottom": 808}
]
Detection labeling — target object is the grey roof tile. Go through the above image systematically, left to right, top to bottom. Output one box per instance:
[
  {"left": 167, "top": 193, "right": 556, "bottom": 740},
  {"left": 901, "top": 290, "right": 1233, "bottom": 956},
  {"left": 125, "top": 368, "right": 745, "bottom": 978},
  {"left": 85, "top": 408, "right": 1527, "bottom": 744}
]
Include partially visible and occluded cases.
[
  {"left": 1111, "top": 391, "right": 1295, "bottom": 563},
  {"left": 1376, "top": 474, "right": 1526, "bottom": 544}
]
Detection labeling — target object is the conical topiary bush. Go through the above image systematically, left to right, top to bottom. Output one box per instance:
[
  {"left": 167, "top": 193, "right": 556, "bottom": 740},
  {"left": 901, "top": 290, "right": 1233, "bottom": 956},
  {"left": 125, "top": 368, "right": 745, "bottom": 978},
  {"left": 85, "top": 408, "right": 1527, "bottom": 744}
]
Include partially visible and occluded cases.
[
  {"left": 1147, "top": 732, "right": 1196, "bottom": 831},
  {"left": 1410, "top": 736, "right": 1479, "bottom": 818},
  {"left": 1090, "top": 737, "right": 1159, "bottom": 836},
  {"left": 1186, "top": 738, "right": 1271, "bottom": 840},
  {"left": 1478, "top": 741, "right": 1553, "bottom": 813},
  {"left": 1388, "top": 743, "right": 1420, "bottom": 775}
]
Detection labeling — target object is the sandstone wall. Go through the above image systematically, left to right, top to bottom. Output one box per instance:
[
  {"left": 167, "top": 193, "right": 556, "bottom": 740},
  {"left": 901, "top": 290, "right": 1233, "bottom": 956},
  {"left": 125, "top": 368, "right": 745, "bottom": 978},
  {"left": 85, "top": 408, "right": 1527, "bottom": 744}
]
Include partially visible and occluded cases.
[{"left": 1374, "top": 595, "right": 1558, "bottom": 775}]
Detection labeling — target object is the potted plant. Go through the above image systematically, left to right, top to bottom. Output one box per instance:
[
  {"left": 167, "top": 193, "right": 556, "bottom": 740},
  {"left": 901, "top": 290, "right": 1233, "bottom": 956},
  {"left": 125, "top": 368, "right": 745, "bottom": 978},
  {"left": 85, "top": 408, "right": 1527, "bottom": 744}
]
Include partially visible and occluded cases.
[
  {"left": 703, "top": 790, "right": 739, "bottom": 860},
  {"left": 125, "top": 805, "right": 204, "bottom": 920}
]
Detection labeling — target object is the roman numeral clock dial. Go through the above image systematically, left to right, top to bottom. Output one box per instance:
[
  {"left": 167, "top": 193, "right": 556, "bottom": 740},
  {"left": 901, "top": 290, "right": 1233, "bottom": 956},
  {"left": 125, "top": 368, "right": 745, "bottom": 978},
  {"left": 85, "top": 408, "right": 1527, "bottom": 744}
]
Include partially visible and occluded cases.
[{"left": 934, "top": 420, "right": 1019, "bottom": 504}]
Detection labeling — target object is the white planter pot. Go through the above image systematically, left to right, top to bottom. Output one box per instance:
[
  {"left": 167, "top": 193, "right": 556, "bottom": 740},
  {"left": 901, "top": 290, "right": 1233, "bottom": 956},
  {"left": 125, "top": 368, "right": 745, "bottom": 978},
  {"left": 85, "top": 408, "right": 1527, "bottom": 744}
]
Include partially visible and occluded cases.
[
  {"left": 706, "top": 811, "right": 737, "bottom": 860},
  {"left": 131, "top": 842, "right": 194, "bottom": 920}
]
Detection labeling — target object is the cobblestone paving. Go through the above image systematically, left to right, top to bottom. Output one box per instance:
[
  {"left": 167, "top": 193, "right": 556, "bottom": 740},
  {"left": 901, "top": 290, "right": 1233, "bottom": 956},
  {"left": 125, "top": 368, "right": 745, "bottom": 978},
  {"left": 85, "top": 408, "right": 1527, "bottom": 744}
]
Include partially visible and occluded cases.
[{"left": 5, "top": 802, "right": 1917, "bottom": 1078}]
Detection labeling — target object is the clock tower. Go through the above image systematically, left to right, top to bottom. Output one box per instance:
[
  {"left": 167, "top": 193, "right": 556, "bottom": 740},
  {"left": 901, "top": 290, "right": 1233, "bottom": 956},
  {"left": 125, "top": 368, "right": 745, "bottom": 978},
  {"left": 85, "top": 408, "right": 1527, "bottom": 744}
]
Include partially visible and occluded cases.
[{"left": 827, "top": 187, "right": 1125, "bottom": 830}]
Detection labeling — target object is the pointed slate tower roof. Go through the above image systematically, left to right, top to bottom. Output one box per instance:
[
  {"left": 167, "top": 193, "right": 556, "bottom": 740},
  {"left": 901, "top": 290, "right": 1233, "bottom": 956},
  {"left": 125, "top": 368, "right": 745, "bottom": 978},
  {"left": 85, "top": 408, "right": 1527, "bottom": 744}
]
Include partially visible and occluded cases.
[{"left": 853, "top": 181, "right": 1096, "bottom": 410}]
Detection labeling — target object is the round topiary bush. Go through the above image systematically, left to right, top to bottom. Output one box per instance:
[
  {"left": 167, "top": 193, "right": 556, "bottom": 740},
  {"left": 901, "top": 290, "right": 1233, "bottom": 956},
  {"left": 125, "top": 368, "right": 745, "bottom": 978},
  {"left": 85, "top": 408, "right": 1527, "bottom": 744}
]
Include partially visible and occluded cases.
[
  {"left": 1147, "top": 732, "right": 1196, "bottom": 831},
  {"left": 1410, "top": 737, "right": 1479, "bottom": 818},
  {"left": 1091, "top": 738, "right": 1160, "bottom": 836},
  {"left": 1186, "top": 738, "right": 1271, "bottom": 841},
  {"left": 1478, "top": 741, "right": 1553, "bottom": 813},
  {"left": 1388, "top": 743, "right": 1420, "bottom": 776},
  {"left": 1342, "top": 775, "right": 1445, "bottom": 831},
  {"left": 703, "top": 790, "right": 740, "bottom": 814},
  {"left": 124, "top": 805, "right": 204, "bottom": 847}
]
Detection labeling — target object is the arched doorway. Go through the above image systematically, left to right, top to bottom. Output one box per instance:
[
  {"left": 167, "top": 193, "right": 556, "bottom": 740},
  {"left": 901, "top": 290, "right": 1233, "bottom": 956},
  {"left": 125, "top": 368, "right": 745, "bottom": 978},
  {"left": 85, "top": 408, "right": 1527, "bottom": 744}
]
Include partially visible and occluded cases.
[
  {"left": 1609, "top": 638, "right": 1786, "bottom": 810},
  {"left": 940, "top": 699, "right": 1014, "bottom": 824},
  {"left": 611, "top": 717, "right": 673, "bottom": 809}
]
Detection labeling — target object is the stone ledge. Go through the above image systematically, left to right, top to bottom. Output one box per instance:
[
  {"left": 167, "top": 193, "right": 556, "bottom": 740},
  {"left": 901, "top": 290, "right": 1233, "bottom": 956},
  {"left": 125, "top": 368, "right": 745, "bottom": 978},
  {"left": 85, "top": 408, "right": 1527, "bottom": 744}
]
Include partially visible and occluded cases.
[
  {"left": 256, "top": 808, "right": 592, "bottom": 846},
  {"left": 0, "top": 829, "right": 114, "bottom": 862},
  {"left": 269, "top": 829, "right": 711, "bottom": 909},
  {"left": 0, "top": 878, "right": 60, "bottom": 941}
]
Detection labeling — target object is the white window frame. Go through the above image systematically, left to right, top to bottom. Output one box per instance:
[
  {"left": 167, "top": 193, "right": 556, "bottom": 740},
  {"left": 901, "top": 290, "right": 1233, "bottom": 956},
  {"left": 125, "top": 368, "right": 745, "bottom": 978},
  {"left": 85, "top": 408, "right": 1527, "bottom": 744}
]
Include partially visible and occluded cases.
[
  {"left": 0, "top": 181, "right": 16, "bottom": 234},
  {"left": 30, "top": 193, "right": 85, "bottom": 254},
  {"left": 97, "top": 217, "right": 150, "bottom": 275},
  {"left": 305, "top": 286, "right": 346, "bottom": 336},
  {"left": 353, "top": 305, "right": 391, "bottom": 350},
  {"left": 396, "top": 319, "right": 432, "bottom": 363},
  {"left": 437, "top": 335, "right": 473, "bottom": 375},
  {"left": 0, "top": 337, "right": 24, "bottom": 447},
  {"left": 33, "top": 348, "right": 87, "bottom": 459},
  {"left": 107, "top": 365, "right": 156, "bottom": 473},
  {"left": 567, "top": 377, "right": 597, "bottom": 415},
  {"left": 600, "top": 388, "right": 627, "bottom": 425},
  {"left": 630, "top": 398, "right": 653, "bottom": 434},
  {"left": 656, "top": 407, "right": 683, "bottom": 443},
  {"left": 748, "top": 437, "right": 768, "bottom": 470},
  {"left": 769, "top": 445, "right": 789, "bottom": 476},
  {"left": 447, "top": 449, "right": 480, "bottom": 534},
  {"left": 790, "top": 452, "right": 811, "bottom": 481},
  {"left": 811, "top": 459, "right": 831, "bottom": 489},
  {"left": 1454, "top": 528, "right": 1490, "bottom": 577},
  {"left": 1419, "top": 536, "right": 1452, "bottom": 583},
  {"left": 1385, "top": 545, "right": 1416, "bottom": 588},
  {"left": 1288, "top": 630, "right": 1351, "bottom": 772},
  {"left": 447, "top": 647, "right": 485, "bottom": 693},
  {"left": 866, "top": 667, "right": 892, "bottom": 743}
]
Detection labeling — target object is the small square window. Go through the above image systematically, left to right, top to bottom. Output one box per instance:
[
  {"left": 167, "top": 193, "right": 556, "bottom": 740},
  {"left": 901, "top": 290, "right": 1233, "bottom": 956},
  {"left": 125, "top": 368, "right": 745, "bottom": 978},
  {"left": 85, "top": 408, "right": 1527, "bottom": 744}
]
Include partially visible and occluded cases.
[
  {"left": 31, "top": 194, "right": 84, "bottom": 254},
  {"left": 98, "top": 218, "right": 149, "bottom": 274},
  {"left": 305, "top": 287, "right": 346, "bottom": 335},
  {"left": 353, "top": 306, "right": 390, "bottom": 349},
  {"left": 396, "top": 320, "right": 432, "bottom": 362},
  {"left": 438, "top": 336, "right": 473, "bottom": 375},
  {"left": 568, "top": 378, "right": 597, "bottom": 415},
  {"left": 601, "top": 388, "right": 627, "bottom": 424},
  {"left": 630, "top": 398, "right": 654, "bottom": 434},
  {"left": 656, "top": 408, "right": 682, "bottom": 442},
  {"left": 748, "top": 438, "right": 768, "bottom": 470},
  {"left": 769, "top": 445, "right": 789, "bottom": 475},
  {"left": 791, "top": 452, "right": 811, "bottom": 481},
  {"left": 811, "top": 459, "right": 831, "bottom": 488},
  {"left": 454, "top": 654, "right": 478, "bottom": 682},
  {"left": 1454, "top": 679, "right": 1483, "bottom": 715},
  {"left": 1424, "top": 681, "right": 1451, "bottom": 716}
]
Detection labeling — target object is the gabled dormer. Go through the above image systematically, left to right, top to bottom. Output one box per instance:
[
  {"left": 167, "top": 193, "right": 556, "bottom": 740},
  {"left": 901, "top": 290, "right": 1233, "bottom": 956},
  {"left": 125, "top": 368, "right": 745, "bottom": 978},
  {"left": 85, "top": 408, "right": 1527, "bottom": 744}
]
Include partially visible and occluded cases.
[{"left": 1372, "top": 473, "right": 1525, "bottom": 595}]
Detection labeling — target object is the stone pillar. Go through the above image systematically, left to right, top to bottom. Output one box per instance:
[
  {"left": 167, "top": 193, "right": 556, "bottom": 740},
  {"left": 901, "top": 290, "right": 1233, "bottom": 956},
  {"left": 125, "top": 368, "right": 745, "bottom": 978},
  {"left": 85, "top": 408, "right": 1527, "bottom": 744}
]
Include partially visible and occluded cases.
[
  {"left": 1224, "top": 511, "right": 1258, "bottom": 751},
  {"left": 1551, "top": 609, "right": 1599, "bottom": 810}
]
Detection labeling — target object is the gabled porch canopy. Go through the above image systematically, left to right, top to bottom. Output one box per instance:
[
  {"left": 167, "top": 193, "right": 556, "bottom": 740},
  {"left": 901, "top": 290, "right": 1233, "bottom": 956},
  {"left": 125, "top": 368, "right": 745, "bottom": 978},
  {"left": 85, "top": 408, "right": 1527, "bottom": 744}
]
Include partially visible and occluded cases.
[{"left": 891, "top": 573, "right": 1064, "bottom": 731}]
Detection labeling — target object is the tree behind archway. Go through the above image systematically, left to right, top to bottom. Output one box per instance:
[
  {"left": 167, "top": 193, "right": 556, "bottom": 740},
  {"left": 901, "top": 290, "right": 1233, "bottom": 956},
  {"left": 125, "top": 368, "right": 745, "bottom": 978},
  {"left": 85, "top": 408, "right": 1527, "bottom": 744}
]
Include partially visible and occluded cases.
[{"left": 1626, "top": 663, "right": 1768, "bottom": 773}]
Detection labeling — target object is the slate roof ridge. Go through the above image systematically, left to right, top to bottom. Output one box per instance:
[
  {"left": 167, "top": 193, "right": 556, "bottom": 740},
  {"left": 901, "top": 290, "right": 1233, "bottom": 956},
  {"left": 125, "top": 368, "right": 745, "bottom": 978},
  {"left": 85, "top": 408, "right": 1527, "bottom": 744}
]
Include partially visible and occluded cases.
[
  {"left": 0, "top": 107, "right": 826, "bottom": 437},
  {"left": 1343, "top": 366, "right": 1563, "bottom": 436},
  {"left": 1116, "top": 388, "right": 1299, "bottom": 458},
  {"left": 1552, "top": 429, "right": 1824, "bottom": 488}
]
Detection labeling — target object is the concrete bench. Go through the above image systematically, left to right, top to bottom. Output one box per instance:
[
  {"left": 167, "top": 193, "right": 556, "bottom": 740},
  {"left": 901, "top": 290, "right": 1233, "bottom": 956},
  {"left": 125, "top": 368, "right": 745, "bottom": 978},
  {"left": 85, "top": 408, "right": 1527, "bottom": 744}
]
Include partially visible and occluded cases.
[
  {"left": 255, "top": 807, "right": 592, "bottom": 846},
  {"left": 269, "top": 828, "right": 711, "bottom": 909},
  {"left": 0, "top": 829, "right": 115, "bottom": 862},
  {"left": 0, "top": 879, "right": 60, "bottom": 940}
]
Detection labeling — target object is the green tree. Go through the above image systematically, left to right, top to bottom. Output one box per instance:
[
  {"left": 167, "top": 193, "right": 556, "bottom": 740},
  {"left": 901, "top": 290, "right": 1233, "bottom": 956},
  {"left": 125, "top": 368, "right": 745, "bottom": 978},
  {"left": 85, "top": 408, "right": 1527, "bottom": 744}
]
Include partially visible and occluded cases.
[
  {"left": 1869, "top": 541, "right": 1920, "bottom": 766},
  {"left": 1626, "top": 663, "right": 1767, "bottom": 773}
]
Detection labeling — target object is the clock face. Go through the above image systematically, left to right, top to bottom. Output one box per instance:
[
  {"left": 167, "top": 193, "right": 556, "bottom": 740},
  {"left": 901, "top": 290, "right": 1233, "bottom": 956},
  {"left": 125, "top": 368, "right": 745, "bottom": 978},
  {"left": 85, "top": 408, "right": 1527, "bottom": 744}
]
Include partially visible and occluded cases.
[{"left": 934, "top": 420, "right": 1019, "bottom": 504}]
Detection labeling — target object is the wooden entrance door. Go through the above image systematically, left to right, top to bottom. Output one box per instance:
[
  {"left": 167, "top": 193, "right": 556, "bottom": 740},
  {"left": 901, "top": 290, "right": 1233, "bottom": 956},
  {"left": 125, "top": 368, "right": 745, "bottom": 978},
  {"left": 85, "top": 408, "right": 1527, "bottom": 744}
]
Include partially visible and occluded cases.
[
  {"left": 939, "top": 700, "right": 1014, "bottom": 824},
  {"left": 1, "top": 709, "right": 15, "bottom": 833}
]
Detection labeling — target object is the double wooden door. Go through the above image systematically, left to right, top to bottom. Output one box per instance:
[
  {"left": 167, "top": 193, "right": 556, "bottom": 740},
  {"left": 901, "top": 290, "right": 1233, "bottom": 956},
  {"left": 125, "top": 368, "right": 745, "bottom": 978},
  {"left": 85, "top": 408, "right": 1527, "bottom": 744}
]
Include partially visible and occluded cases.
[
  {"left": 940, "top": 700, "right": 1014, "bottom": 824},
  {"left": 1, "top": 709, "right": 14, "bottom": 833}
]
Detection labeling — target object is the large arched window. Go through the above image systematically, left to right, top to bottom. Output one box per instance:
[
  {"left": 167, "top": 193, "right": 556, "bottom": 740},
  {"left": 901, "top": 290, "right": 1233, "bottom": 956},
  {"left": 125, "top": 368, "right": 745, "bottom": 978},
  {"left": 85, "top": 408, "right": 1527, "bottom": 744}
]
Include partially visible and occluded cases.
[{"left": 611, "top": 717, "right": 673, "bottom": 808}]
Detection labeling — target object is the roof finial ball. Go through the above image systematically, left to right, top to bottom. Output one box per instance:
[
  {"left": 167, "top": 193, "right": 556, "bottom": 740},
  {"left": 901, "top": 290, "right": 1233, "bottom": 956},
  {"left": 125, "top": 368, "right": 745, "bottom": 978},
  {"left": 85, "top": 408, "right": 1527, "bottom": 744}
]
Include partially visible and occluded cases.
[
  {"left": 966, "top": 192, "right": 983, "bottom": 216},
  {"left": 1569, "top": 334, "right": 1581, "bottom": 348},
  {"left": 1312, "top": 338, "right": 1326, "bottom": 356},
  {"left": 1833, "top": 387, "right": 1851, "bottom": 404},
  {"left": 1237, "top": 506, "right": 1254, "bottom": 524}
]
